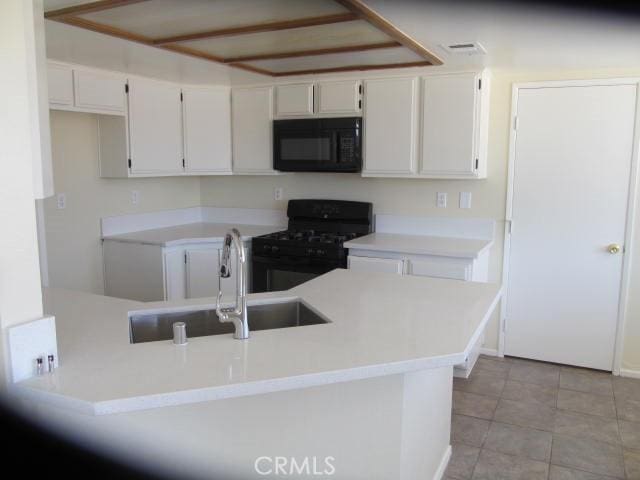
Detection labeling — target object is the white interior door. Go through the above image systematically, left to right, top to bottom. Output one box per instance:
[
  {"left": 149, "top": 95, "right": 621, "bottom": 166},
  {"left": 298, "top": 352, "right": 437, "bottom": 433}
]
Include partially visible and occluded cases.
[{"left": 505, "top": 82, "right": 638, "bottom": 370}]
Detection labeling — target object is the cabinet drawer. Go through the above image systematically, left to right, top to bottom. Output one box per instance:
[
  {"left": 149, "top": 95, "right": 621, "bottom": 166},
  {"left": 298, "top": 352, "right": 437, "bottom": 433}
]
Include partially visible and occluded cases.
[
  {"left": 348, "top": 256, "right": 404, "bottom": 274},
  {"left": 407, "top": 257, "right": 471, "bottom": 281}
]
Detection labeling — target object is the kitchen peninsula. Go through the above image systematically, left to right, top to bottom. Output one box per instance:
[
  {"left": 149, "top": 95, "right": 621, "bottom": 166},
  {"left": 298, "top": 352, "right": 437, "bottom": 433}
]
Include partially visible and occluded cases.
[{"left": 12, "top": 269, "right": 500, "bottom": 480}]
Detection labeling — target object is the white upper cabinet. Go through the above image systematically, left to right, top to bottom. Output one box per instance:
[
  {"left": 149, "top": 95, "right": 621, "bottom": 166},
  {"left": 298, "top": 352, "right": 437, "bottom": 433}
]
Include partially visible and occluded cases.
[
  {"left": 47, "top": 62, "right": 73, "bottom": 107},
  {"left": 74, "top": 69, "right": 126, "bottom": 114},
  {"left": 419, "top": 72, "right": 489, "bottom": 178},
  {"left": 127, "top": 77, "right": 183, "bottom": 175},
  {"left": 362, "top": 77, "right": 418, "bottom": 175},
  {"left": 316, "top": 80, "right": 361, "bottom": 115},
  {"left": 275, "top": 81, "right": 362, "bottom": 118},
  {"left": 275, "top": 83, "right": 314, "bottom": 117},
  {"left": 182, "top": 86, "right": 232, "bottom": 174},
  {"left": 232, "top": 86, "right": 276, "bottom": 174}
]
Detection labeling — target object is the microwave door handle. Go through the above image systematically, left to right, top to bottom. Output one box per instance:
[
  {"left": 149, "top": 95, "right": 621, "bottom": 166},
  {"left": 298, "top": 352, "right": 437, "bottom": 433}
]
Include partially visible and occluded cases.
[{"left": 334, "top": 132, "right": 340, "bottom": 163}]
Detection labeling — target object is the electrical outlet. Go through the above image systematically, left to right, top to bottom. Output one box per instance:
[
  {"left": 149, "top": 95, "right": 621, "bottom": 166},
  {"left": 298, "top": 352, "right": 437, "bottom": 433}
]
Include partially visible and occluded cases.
[
  {"left": 274, "top": 187, "right": 283, "bottom": 201},
  {"left": 131, "top": 190, "right": 140, "bottom": 205},
  {"left": 436, "top": 192, "right": 447, "bottom": 208},
  {"left": 459, "top": 192, "right": 472, "bottom": 209},
  {"left": 56, "top": 193, "right": 66, "bottom": 210}
]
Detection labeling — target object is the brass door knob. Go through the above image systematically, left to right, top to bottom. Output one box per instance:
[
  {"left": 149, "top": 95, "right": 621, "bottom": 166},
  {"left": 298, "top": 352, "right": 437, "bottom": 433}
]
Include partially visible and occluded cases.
[{"left": 607, "top": 244, "right": 622, "bottom": 254}]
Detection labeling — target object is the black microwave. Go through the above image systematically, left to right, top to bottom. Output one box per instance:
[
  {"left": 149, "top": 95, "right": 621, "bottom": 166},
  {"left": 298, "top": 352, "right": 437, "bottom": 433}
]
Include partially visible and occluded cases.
[{"left": 273, "top": 117, "right": 362, "bottom": 172}]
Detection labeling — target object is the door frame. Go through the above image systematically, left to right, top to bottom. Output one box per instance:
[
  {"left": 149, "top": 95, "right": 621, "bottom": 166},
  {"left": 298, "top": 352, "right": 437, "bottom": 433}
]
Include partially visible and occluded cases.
[{"left": 500, "top": 78, "right": 640, "bottom": 374}]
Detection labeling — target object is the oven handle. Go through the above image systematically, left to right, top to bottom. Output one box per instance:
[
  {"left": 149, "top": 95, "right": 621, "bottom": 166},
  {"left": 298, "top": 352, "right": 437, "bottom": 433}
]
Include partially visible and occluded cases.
[{"left": 252, "top": 254, "right": 343, "bottom": 268}]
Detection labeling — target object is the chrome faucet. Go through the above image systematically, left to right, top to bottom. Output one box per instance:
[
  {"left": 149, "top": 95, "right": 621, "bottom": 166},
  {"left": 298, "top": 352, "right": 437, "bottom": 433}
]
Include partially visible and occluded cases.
[{"left": 216, "top": 228, "right": 249, "bottom": 339}]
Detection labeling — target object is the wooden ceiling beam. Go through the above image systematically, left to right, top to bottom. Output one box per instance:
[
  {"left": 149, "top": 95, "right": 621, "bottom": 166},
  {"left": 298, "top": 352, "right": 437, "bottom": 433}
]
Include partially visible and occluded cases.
[
  {"left": 44, "top": 0, "right": 150, "bottom": 19},
  {"left": 333, "top": 0, "right": 443, "bottom": 66},
  {"left": 152, "top": 12, "right": 359, "bottom": 45},
  {"left": 54, "top": 16, "right": 153, "bottom": 44},
  {"left": 224, "top": 41, "right": 401, "bottom": 63},
  {"left": 271, "top": 61, "right": 432, "bottom": 77}
]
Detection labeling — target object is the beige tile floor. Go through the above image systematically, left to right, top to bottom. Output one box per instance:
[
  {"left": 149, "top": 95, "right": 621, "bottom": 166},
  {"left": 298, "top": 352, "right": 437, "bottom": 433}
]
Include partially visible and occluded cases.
[{"left": 446, "top": 355, "right": 640, "bottom": 480}]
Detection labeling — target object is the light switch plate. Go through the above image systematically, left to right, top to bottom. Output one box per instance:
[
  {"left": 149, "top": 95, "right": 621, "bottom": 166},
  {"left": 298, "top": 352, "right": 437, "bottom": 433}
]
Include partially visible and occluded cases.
[
  {"left": 131, "top": 190, "right": 140, "bottom": 205},
  {"left": 436, "top": 192, "right": 447, "bottom": 208},
  {"left": 460, "top": 192, "right": 472, "bottom": 209},
  {"left": 56, "top": 193, "right": 66, "bottom": 209}
]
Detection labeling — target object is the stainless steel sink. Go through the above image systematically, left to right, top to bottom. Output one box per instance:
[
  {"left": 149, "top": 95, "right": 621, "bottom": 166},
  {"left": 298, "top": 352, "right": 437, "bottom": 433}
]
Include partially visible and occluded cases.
[{"left": 129, "top": 300, "right": 329, "bottom": 344}]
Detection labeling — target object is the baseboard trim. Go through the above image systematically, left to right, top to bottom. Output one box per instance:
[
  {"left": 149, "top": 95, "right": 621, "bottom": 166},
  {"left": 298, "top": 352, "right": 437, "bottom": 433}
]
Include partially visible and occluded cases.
[
  {"left": 479, "top": 348, "right": 500, "bottom": 357},
  {"left": 620, "top": 368, "right": 640, "bottom": 379},
  {"left": 434, "top": 445, "right": 452, "bottom": 480}
]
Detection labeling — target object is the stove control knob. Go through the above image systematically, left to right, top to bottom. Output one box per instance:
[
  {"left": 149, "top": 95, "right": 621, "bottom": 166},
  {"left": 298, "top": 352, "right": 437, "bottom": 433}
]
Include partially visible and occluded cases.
[
  {"left": 263, "top": 245, "right": 271, "bottom": 252},
  {"left": 271, "top": 246, "right": 280, "bottom": 253},
  {"left": 307, "top": 248, "right": 315, "bottom": 255},
  {"left": 316, "top": 249, "right": 326, "bottom": 256}
]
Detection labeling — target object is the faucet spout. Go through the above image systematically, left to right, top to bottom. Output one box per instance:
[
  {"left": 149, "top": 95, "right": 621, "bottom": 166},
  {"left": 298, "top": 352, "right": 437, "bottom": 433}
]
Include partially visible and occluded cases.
[{"left": 215, "top": 228, "right": 249, "bottom": 340}]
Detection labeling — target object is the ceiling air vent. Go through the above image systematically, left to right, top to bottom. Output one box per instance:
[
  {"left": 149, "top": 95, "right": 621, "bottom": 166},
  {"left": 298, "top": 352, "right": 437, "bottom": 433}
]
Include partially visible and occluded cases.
[{"left": 439, "top": 42, "right": 486, "bottom": 56}]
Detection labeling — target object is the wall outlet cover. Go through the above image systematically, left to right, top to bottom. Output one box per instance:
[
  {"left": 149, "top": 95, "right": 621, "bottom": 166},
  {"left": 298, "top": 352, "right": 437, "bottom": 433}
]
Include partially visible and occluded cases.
[
  {"left": 274, "top": 187, "right": 283, "bottom": 201},
  {"left": 436, "top": 192, "right": 447, "bottom": 208},
  {"left": 460, "top": 192, "right": 472, "bottom": 209},
  {"left": 56, "top": 193, "right": 66, "bottom": 209}
]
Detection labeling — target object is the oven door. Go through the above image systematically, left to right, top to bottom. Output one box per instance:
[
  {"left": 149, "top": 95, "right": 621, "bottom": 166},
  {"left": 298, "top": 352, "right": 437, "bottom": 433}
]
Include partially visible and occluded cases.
[{"left": 252, "top": 255, "right": 344, "bottom": 293}]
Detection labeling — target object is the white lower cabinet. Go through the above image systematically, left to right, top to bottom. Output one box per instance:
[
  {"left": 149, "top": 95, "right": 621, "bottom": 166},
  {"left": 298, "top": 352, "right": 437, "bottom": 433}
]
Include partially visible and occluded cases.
[
  {"left": 104, "top": 240, "right": 250, "bottom": 302},
  {"left": 348, "top": 250, "right": 489, "bottom": 283},
  {"left": 347, "top": 255, "right": 404, "bottom": 274},
  {"left": 407, "top": 257, "right": 472, "bottom": 281}
]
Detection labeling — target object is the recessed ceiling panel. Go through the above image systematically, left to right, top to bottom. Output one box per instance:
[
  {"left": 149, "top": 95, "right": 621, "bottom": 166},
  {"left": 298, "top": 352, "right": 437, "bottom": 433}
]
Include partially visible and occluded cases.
[
  {"left": 80, "top": 0, "right": 349, "bottom": 39},
  {"left": 181, "top": 20, "right": 392, "bottom": 59},
  {"left": 248, "top": 47, "right": 425, "bottom": 74}
]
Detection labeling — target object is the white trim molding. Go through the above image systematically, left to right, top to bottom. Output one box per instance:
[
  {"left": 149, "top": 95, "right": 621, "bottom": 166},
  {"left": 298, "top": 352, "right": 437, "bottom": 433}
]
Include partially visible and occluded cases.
[{"left": 619, "top": 368, "right": 640, "bottom": 379}]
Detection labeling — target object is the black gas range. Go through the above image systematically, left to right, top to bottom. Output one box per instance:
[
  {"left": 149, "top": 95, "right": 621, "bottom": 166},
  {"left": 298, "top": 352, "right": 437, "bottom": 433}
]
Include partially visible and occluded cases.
[{"left": 252, "top": 199, "right": 373, "bottom": 292}]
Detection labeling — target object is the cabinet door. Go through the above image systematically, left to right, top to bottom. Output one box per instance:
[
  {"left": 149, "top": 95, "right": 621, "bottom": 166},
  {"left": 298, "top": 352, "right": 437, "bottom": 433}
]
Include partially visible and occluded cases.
[
  {"left": 47, "top": 63, "right": 73, "bottom": 107},
  {"left": 74, "top": 69, "right": 126, "bottom": 113},
  {"left": 420, "top": 73, "right": 479, "bottom": 176},
  {"left": 127, "top": 77, "right": 183, "bottom": 175},
  {"left": 363, "top": 77, "right": 417, "bottom": 175},
  {"left": 316, "top": 80, "right": 361, "bottom": 115},
  {"left": 275, "top": 83, "right": 314, "bottom": 117},
  {"left": 183, "top": 86, "right": 232, "bottom": 174},
  {"left": 231, "top": 87, "right": 275, "bottom": 174},
  {"left": 186, "top": 248, "right": 220, "bottom": 299},
  {"left": 219, "top": 248, "right": 242, "bottom": 303},
  {"left": 163, "top": 249, "right": 187, "bottom": 300},
  {"left": 348, "top": 255, "right": 404, "bottom": 274},
  {"left": 407, "top": 257, "right": 471, "bottom": 281}
]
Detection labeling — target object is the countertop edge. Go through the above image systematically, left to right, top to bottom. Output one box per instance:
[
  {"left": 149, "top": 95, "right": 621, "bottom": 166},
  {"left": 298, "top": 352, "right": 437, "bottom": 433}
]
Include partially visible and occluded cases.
[
  {"left": 344, "top": 236, "right": 494, "bottom": 259},
  {"left": 15, "top": 354, "right": 466, "bottom": 416}
]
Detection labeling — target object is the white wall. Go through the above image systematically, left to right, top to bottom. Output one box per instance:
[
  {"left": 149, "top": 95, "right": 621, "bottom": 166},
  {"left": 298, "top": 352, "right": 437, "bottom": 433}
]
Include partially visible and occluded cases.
[
  {"left": 0, "top": 1, "right": 45, "bottom": 330},
  {"left": 43, "top": 111, "right": 201, "bottom": 294}
]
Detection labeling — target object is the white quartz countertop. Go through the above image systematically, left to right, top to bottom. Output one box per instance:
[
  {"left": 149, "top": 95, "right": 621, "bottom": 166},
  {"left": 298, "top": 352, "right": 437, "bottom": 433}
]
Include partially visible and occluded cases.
[
  {"left": 101, "top": 222, "right": 284, "bottom": 246},
  {"left": 345, "top": 232, "right": 493, "bottom": 258},
  {"left": 14, "top": 269, "right": 501, "bottom": 415}
]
